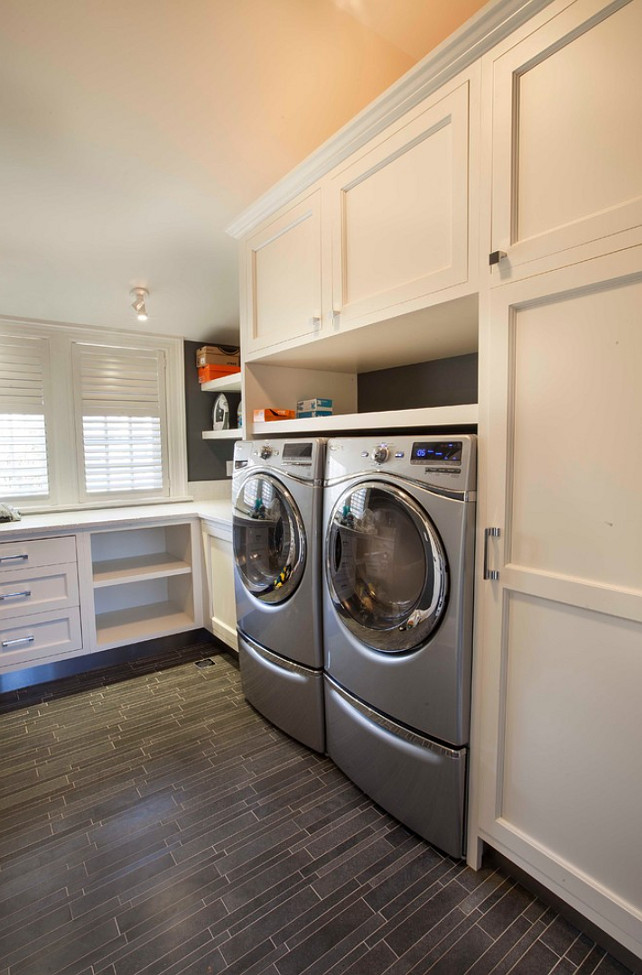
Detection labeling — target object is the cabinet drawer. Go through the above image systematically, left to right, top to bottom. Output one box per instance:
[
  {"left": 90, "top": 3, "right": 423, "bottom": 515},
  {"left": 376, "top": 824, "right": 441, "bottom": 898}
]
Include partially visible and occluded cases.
[
  {"left": 0, "top": 535, "right": 77, "bottom": 570},
  {"left": 0, "top": 563, "right": 79, "bottom": 621},
  {"left": 0, "top": 607, "right": 82, "bottom": 669}
]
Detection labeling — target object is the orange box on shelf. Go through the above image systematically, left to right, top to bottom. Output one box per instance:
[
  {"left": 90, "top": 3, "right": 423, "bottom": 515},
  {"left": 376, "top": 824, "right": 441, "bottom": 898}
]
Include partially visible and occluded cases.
[
  {"left": 198, "top": 364, "right": 241, "bottom": 384},
  {"left": 253, "top": 408, "right": 296, "bottom": 422}
]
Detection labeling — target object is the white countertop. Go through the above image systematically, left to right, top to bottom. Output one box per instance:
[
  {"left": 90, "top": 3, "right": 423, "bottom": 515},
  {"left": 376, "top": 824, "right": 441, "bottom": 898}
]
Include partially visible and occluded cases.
[{"left": 0, "top": 500, "right": 233, "bottom": 538}]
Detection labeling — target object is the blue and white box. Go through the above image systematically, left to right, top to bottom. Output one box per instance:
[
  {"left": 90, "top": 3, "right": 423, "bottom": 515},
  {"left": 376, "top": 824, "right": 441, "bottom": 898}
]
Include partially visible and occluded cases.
[{"left": 296, "top": 398, "right": 333, "bottom": 417}]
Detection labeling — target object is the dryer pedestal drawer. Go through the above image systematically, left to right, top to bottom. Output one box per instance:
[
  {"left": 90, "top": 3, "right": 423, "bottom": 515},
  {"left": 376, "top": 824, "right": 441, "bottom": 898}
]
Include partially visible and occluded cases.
[
  {"left": 0, "top": 563, "right": 79, "bottom": 621},
  {"left": 0, "top": 608, "right": 82, "bottom": 670},
  {"left": 325, "top": 677, "right": 467, "bottom": 858}
]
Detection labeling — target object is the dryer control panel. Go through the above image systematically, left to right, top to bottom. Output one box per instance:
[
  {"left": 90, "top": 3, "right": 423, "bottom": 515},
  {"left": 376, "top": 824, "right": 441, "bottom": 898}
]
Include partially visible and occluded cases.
[{"left": 326, "top": 435, "right": 476, "bottom": 496}]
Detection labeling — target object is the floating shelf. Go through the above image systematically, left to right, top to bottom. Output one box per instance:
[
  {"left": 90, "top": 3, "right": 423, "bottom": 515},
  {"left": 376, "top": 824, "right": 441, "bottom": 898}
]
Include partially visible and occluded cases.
[
  {"left": 200, "top": 373, "right": 242, "bottom": 393},
  {"left": 252, "top": 403, "right": 478, "bottom": 436},
  {"left": 202, "top": 428, "right": 243, "bottom": 440}
]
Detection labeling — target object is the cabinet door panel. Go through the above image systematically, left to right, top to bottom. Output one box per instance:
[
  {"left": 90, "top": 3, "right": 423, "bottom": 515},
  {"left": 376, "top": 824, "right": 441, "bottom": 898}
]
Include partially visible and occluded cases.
[
  {"left": 490, "top": 0, "right": 642, "bottom": 276},
  {"left": 331, "top": 82, "right": 470, "bottom": 328},
  {"left": 244, "top": 191, "right": 323, "bottom": 355},
  {"left": 473, "top": 247, "right": 642, "bottom": 957},
  {"left": 508, "top": 273, "right": 642, "bottom": 589},
  {"left": 501, "top": 592, "right": 642, "bottom": 911}
]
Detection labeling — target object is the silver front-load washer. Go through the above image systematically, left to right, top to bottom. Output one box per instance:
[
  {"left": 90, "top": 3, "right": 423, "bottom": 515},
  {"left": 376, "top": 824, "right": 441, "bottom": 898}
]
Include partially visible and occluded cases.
[
  {"left": 322, "top": 435, "right": 476, "bottom": 856},
  {"left": 232, "top": 438, "right": 325, "bottom": 752}
]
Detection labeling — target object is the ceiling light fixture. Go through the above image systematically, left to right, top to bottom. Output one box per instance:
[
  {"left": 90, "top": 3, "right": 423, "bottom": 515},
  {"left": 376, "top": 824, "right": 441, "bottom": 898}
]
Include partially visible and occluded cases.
[{"left": 130, "top": 287, "right": 149, "bottom": 322}]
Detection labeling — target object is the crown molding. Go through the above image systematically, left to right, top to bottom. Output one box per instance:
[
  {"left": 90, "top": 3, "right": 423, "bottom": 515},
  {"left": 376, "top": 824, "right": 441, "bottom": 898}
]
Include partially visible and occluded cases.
[{"left": 226, "top": 0, "right": 554, "bottom": 239}]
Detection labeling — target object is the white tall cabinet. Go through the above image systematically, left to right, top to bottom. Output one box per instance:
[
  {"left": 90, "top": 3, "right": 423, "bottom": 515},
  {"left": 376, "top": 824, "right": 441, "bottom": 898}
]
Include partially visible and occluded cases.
[
  {"left": 228, "top": 0, "right": 642, "bottom": 959},
  {"left": 471, "top": 0, "right": 642, "bottom": 959},
  {"left": 472, "top": 247, "right": 642, "bottom": 957}
]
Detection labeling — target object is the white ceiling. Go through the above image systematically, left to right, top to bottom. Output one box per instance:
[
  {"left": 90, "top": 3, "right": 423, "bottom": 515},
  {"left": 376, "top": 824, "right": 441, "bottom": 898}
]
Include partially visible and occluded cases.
[{"left": 0, "top": 0, "right": 487, "bottom": 344}]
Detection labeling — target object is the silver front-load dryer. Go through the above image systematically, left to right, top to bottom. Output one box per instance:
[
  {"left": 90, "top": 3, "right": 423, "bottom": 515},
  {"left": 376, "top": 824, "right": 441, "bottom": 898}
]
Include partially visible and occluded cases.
[
  {"left": 322, "top": 435, "right": 476, "bottom": 856},
  {"left": 233, "top": 438, "right": 325, "bottom": 752}
]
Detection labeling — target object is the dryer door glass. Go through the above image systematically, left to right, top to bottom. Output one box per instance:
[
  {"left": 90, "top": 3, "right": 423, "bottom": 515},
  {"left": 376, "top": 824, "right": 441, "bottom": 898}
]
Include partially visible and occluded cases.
[
  {"left": 233, "top": 474, "right": 306, "bottom": 604},
  {"left": 327, "top": 482, "right": 448, "bottom": 651}
]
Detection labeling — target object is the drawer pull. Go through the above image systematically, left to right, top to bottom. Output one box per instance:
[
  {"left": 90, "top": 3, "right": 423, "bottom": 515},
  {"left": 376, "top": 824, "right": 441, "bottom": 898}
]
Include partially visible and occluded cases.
[
  {"left": 0, "top": 553, "right": 28, "bottom": 564},
  {"left": 0, "top": 590, "right": 32, "bottom": 601},
  {"left": 2, "top": 635, "right": 35, "bottom": 648}
]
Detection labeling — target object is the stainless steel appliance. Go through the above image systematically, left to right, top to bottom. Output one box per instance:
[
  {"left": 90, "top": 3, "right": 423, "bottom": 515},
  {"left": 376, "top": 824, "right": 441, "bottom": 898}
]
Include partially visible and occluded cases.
[
  {"left": 322, "top": 434, "right": 476, "bottom": 856},
  {"left": 232, "top": 438, "right": 326, "bottom": 752}
]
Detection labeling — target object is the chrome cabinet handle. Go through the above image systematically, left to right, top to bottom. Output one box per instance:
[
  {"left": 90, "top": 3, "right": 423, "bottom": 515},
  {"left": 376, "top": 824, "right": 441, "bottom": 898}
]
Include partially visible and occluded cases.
[
  {"left": 483, "top": 527, "right": 501, "bottom": 581},
  {"left": 0, "top": 553, "right": 28, "bottom": 564},
  {"left": 0, "top": 590, "right": 32, "bottom": 601},
  {"left": 2, "top": 635, "right": 35, "bottom": 648}
]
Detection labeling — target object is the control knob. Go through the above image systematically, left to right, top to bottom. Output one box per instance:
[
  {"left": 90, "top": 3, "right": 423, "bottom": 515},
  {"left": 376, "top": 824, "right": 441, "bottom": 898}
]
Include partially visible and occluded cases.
[
  {"left": 372, "top": 444, "right": 389, "bottom": 464},
  {"left": 260, "top": 445, "right": 272, "bottom": 460}
]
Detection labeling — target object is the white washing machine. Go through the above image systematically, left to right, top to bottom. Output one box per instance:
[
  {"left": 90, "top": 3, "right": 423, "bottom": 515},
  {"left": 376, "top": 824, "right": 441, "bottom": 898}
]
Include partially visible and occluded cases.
[
  {"left": 322, "top": 434, "right": 476, "bottom": 857},
  {"left": 232, "top": 438, "right": 326, "bottom": 752}
]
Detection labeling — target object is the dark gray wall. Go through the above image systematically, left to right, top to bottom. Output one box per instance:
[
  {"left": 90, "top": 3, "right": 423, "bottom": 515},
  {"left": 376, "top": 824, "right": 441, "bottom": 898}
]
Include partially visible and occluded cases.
[
  {"left": 184, "top": 341, "right": 240, "bottom": 482},
  {"left": 358, "top": 353, "right": 478, "bottom": 413}
]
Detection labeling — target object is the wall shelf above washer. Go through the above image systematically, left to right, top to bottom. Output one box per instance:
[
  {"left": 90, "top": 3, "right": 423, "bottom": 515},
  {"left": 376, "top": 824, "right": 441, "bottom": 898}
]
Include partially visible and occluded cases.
[{"left": 253, "top": 403, "right": 478, "bottom": 436}]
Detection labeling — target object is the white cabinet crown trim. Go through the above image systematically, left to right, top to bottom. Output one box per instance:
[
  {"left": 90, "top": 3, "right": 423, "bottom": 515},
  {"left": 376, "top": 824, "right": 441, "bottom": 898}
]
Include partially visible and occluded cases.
[{"left": 226, "top": 0, "right": 554, "bottom": 240}]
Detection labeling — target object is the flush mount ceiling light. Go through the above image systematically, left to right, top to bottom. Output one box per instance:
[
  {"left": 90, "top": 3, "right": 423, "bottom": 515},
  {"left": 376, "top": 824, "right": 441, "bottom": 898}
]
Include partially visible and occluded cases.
[{"left": 130, "top": 287, "right": 149, "bottom": 322}]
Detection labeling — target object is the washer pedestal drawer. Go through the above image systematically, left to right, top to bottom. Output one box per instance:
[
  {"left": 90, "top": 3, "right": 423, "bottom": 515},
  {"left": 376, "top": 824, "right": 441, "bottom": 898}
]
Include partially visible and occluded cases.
[
  {"left": 239, "top": 631, "right": 325, "bottom": 753},
  {"left": 325, "top": 676, "right": 467, "bottom": 858}
]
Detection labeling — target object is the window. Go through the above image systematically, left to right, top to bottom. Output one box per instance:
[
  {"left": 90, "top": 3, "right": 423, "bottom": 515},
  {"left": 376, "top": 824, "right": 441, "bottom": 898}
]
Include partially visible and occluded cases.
[
  {"left": 0, "top": 321, "right": 187, "bottom": 511},
  {"left": 0, "top": 335, "right": 50, "bottom": 501},
  {"left": 73, "top": 344, "right": 168, "bottom": 499}
]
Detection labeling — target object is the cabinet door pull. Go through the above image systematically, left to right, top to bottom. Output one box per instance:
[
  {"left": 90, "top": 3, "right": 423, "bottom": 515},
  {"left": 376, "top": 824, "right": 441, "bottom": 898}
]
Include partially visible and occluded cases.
[
  {"left": 489, "top": 250, "right": 507, "bottom": 266},
  {"left": 483, "top": 527, "right": 501, "bottom": 581},
  {"left": 0, "top": 553, "right": 28, "bottom": 564},
  {"left": 0, "top": 590, "right": 32, "bottom": 601},
  {"left": 2, "top": 635, "right": 35, "bottom": 648}
]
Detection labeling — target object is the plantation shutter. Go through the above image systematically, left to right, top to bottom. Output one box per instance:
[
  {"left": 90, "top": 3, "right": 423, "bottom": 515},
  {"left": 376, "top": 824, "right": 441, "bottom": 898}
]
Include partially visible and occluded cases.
[
  {"left": 0, "top": 335, "right": 50, "bottom": 499},
  {"left": 74, "top": 344, "right": 168, "bottom": 497}
]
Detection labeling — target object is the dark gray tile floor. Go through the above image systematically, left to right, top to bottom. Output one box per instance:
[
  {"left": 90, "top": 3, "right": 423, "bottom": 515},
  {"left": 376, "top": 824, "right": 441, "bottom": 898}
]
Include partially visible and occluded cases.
[{"left": 0, "top": 643, "right": 636, "bottom": 975}]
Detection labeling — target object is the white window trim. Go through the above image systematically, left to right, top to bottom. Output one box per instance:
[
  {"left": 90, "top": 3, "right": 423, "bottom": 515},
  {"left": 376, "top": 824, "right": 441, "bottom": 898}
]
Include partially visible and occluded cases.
[{"left": 0, "top": 317, "right": 189, "bottom": 512}]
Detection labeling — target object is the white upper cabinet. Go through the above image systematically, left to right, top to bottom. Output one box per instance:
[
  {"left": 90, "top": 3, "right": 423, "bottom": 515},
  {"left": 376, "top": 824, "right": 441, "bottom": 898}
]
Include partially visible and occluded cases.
[
  {"left": 487, "top": 0, "right": 642, "bottom": 281},
  {"left": 240, "top": 67, "right": 479, "bottom": 363},
  {"left": 329, "top": 74, "right": 477, "bottom": 331},
  {"left": 242, "top": 188, "right": 325, "bottom": 357}
]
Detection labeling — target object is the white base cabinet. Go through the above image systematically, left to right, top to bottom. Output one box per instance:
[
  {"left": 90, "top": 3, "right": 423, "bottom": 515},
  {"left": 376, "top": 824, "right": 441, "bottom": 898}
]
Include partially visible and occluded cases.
[
  {"left": 0, "top": 516, "right": 205, "bottom": 675},
  {"left": 202, "top": 519, "right": 237, "bottom": 652},
  {"left": 0, "top": 534, "right": 81, "bottom": 670}
]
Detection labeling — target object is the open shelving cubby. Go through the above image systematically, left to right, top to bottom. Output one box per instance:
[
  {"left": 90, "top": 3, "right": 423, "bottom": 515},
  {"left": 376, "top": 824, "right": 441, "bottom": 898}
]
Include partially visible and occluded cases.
[
  {"left": 243, "top": 293, "right": 480, "bottom": 436},
  {"left": 200, "top": 372, "right": 244, "bottom": 440},
  {"left": 90, "top": 523, "right": 196, "bottom": 648}
]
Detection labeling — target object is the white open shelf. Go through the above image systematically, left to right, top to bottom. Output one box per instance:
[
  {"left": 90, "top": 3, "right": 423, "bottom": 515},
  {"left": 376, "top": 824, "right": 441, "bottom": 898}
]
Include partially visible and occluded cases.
[
  {"left": 200, "top": 372, "right": 242, "bottom": 393},
  {"left": 252, "top": 403, "right": 478, "bottom": 436},
  {"left": 202, "top": 428, "right": 243, "bottom": 440},
  {"left": 92, "top": 553, "right": 192, "bottom": 587},
  {"left": 94, "top": 603, "right": 195, "bottom": 647}
]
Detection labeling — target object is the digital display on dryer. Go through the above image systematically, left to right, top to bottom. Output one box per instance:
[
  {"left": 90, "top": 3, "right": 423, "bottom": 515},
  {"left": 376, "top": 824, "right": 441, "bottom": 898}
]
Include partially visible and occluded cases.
[{"left": 411, "top": 441, "right": 463, "bottom": 463}]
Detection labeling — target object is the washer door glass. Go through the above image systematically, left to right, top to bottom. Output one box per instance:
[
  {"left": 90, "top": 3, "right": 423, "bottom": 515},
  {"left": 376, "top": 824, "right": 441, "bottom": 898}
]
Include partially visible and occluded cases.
[
  {"left": 233, "top": 474, "right": 306, "bottom": 604},
  {"left": 326, "top": 481, "right": 448, "bottom": 651}
]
